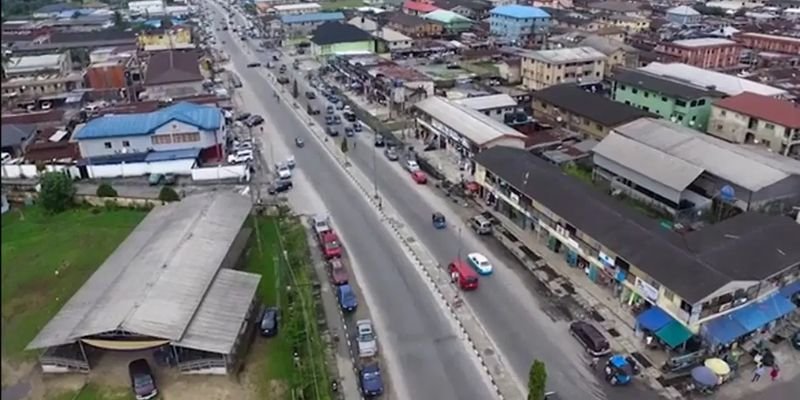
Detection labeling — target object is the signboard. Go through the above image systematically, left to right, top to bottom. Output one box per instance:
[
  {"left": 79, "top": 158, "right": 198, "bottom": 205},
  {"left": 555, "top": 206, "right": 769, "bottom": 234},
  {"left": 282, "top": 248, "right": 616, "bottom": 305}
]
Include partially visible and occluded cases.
[
  {"left": 598, "top": 251, "right": 615, "bottom": 267},
  {"left": 634, "top": 277, "right": 660, "bottom": 302}
]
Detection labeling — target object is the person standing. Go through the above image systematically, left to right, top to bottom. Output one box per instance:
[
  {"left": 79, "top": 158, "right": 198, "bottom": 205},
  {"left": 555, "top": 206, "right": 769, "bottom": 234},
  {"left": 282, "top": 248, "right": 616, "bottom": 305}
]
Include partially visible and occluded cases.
[
  {"left": 590, "top": 356, "right": 600, "bottom": 369},
  {"left": 752, "top": 365, "right": 766, "bottom": 382},
  {"left": 770, "top": 365, "right": 780, "bottom": 381}
]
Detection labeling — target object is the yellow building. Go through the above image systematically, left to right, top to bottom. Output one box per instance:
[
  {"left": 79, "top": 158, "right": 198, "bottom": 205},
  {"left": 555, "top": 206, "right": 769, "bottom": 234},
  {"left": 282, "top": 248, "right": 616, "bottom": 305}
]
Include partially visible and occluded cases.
[
  {"left": 600, "top": 15, "right": 650, "bottom": 33},
  {"left": 138, "top": 27, "right": 195, "bottom": 52},
  {"left": 520, "top": 47, "right": 606, "bottom": 90}
]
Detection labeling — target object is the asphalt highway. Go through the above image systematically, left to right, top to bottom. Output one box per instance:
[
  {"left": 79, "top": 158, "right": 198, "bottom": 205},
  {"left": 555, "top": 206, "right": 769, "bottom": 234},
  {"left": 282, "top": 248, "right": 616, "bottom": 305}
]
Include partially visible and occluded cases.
[{"left": 209, "top": 7, "right": 497, "bottom": 400}]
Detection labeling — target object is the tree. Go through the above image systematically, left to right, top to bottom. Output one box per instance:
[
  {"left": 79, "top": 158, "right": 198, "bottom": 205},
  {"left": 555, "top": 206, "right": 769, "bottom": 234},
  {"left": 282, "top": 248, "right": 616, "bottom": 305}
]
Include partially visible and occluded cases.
[
  {"left": 112, "top": 11, "right": 127, "bottom": 29},
  {"left": 292, "top": 79, "right": 299, "bottom": 99},
  {"left": 39, "top": 172, "right": 75, "bottom": 213},
  {"left": 96, "top": 183, "right": 118, "bottom": 198},
  {"left": 158, "top": 187, "right": 180, "bottom": 202},
  {"left": 528, "top": 360, "right": 547, "bottom": 400}
]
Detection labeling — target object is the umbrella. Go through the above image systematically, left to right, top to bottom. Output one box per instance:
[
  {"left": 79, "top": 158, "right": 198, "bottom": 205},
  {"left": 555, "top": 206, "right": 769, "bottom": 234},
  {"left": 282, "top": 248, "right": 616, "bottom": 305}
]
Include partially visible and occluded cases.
[
  {"left": 704, "top": 358, "right": 731, "bottom": 376},
  {"left": 691, "top": 366, "right": 719, "bottom": 387}
]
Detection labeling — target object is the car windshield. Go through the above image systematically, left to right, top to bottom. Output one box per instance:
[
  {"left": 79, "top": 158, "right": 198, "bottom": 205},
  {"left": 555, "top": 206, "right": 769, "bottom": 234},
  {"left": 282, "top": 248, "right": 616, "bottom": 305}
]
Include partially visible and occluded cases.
[
  {"left": 325, "top": 240, "right": 340, "bottom": 250},
  {"left": 479, "top": 260, "right": 490, "bottom": 268},
  {"left": 359, "top": 331, "right": 374, "bottom": 341},
  {"left": 364, "top": 369, "right": 380, "bottom": 379},
  {"left": 134, "top": 375, "right": 153, "bottom": 389}
]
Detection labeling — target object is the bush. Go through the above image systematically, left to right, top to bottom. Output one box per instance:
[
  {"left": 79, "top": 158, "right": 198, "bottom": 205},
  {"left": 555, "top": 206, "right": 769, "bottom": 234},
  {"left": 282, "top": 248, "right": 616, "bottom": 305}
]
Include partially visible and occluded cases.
[
  {"left": 39, "top": 172, "right": 75, "bottom": 214},
  {"left": 96, "top": 183, "right": 118, "bottom": 198},
  {"left": 158, "top": 187, "right": 180, "bottom": 203},
  {"left": 528, "top": 360, "right": 547, "bottom": 400}
]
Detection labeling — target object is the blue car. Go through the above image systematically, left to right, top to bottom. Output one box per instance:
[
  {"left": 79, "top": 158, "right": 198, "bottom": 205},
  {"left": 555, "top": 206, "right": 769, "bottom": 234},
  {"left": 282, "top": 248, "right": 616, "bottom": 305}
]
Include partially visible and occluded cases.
[
  {"left": 337, "top": 284, "right": 358, "bottom": 312},
  {"left": 360, "top": 362, "right": 384, "bottom": 397}
]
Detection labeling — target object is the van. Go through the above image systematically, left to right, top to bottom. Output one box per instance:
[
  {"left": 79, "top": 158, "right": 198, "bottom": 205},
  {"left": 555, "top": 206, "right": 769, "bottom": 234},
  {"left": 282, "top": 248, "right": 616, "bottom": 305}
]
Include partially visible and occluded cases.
[
  {"left": 448, "top": 259, "right": 478, "bottom": 291},
  {"left": 569, "top": 321, "right": 611, "bottom": 356}
]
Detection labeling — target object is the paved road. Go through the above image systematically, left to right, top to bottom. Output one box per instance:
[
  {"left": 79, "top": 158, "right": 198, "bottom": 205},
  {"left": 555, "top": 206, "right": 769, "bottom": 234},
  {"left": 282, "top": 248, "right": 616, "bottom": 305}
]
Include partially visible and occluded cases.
[{"left": 208, "top": 4, "right": 496, "bottom": 400}]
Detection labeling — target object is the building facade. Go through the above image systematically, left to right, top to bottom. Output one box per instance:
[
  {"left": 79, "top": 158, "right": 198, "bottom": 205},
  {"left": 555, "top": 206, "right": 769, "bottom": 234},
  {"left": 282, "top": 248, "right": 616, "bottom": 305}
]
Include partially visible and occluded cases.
[
  {"left": 270, "top": 3, "right": 322, "bottom": 16},
  {"left": 489, "top": 5, "right": 550, "bottom": 43},
  {"left": 665, "top": 6, "right": 701, "bottom": 25},
  {"left": 280, "top": 12, "right": 345, "bottom": 37},
  {"left": 386, "top": 12, "right": 444, "bottom": 38},
  {"left": 737, "top": 33, "right": 800, "bottom": 56},
  {"left": 656, "top": 38, "right": 741, "bottom": 70},
  {"left": 520, "top": 47, "right": 606, "bottom": 90},
  {"left": 707, "top": 92, "right": 800, "bottom": 158}
]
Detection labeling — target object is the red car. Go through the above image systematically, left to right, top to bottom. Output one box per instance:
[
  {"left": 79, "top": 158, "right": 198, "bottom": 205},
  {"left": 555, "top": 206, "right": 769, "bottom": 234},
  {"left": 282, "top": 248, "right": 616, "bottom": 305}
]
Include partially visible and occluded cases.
[{"left": 411, "top": 170, "right": 427, "bottom": 184}]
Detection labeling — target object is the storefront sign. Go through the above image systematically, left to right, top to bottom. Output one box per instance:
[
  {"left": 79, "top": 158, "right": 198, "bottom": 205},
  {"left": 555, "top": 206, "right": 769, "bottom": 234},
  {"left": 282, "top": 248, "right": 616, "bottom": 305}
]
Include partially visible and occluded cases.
[
  {"left": 598, "top": 251, "right": 615, "bottom": 267},
  {"left": 634, "top": 277, "right": 660, "bottom": 302}
]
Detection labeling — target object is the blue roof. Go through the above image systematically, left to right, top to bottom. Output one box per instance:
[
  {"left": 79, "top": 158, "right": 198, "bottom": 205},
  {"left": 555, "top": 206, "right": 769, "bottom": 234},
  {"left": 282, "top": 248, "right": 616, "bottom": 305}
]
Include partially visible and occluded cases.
[
  {"left": 490, "top": 5, "right": 550, "bottom": 19},
  {"left": 281, "top": 12, "right": 344, "bottom": 25},
  {"left": 76, "top": 102, "right": 222, "bottom": 140},
  {"left": 145, "top": 148, "right": 200, "bottom": 162},
  {"left": 779, "top": 281, "right": 800, "bottom": 299},
  {"left": 731, "top": 293, "right": 796, "bottom": 332},
  {"left": 636, "top": 307, "right": 673, "bottom": 332},
  {"left": 703, "top": 315, "right": 747, "bottom": 345}
]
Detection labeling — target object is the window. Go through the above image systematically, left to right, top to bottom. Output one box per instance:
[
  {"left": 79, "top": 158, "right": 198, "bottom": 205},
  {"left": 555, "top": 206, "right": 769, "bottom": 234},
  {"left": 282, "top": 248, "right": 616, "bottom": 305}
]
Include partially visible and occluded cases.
[
  {"left": 631, "top": 88, "right": 638, "bottom": 94},
  {"left": 644, "top": 92, "right": 649, "bottom": 98},
  {"left": 662, "top": 96, "right": 667, "bottom": 102},
  {"left": 675, "top": 99, "right": 686, "bottom": 107},
  {"left": 697, "top": 99, "right": 706, "bottom": 106},
  {"left": 690, "top": 100, "right": 697, "bottom": 107},
  {"left": 643, "top": 106, "right": 650, "bottom": 112},
  {"left": 720, "top": 110, "right": 726, "bottom": 116},
  {"left": 765, "top": 123, "right": 775, "bottom": 130},
  {"left": 716, "top": 124, "right": 723, "bottom": 130},
  {"left": 152, "top": 134, "right": 173, "bottom": 145},
  {"left": 122, "top": 140, "right": 130, "bottom": 147},
  {"left": 104, "top": 142, "right": 112, "bottom": 149},
  {"left": 663, "top": 288, "right": 675, "bottom": 302}
]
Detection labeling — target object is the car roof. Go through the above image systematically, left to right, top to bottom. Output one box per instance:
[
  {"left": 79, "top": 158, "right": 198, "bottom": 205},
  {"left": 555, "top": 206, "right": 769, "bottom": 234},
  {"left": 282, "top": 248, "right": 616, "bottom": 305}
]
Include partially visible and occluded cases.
[{"left": 468, "top": 253, "right": 488, "bottom": 262}]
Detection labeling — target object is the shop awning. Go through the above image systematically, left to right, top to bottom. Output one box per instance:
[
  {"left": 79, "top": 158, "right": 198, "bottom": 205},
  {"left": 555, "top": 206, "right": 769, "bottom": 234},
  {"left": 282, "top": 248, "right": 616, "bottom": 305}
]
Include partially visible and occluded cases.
[
  {"left": 779, "top": 281, "right": 800, "bottom": 299},
  {"left": 731, "top": 294, "right": 796, "bottom": 332},
  {"left": 636, "top": 307, "right": 673, "bottom": 332},
  {"left": 703, "top": 315, "right": 748, "bottom": 346},
  {"left": 655, "top": 320, "right": 693, "bottom": 348}
]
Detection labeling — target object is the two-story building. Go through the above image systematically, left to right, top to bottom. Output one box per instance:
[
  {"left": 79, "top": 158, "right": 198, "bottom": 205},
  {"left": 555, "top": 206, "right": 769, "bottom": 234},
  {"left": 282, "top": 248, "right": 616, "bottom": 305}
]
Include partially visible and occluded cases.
[
  {"left": 269, "top": 3, "right": 322, "bottom": 16},
  {"left": 489, "top": 5, "right": 550, "bottom": 43},
  {"left": 665, "top": 6, "right": 701, "bottom": 25},
  {"left": 423, "top": 9, "right": 473, "bottom": 33},
  {"left": 280, "top": 12, "right": 345, "bottom": 38},
  {"left": 386, "top": 12, "right": 444, "bottom": 38},
  {"left": 311, "top": 22, "right": 376, "bottom": 57},
  {"left": 137, "top": 27, "right": 194, "bottom": 52},
  {"left": 736, "top": 32, "right": 800, "bottom": 56},
  {"left": 578, "top": 35, "right": 638, "bottom": 75},
  {"left": 656, "top": 38, "right": 741, "bottom": 70},
  {"left": 520, "top": 47, "right": 606, "bottom": 90},
  {"left": 142, "top": 50, "right": 205, "bottom": 100},
  {"left": 1, "top": 52, "right": 85, "bottom": 101},
  {"left": 640, "top": 62, "right": 788, "bottom": 98},
  {"left": 611, "top": 67, "right": 724, "bottom": 132},
  {"left": 532, "top": 83, "right": 655, "bottom": 139},
  {"left": 707, "top": 92, "right": 800, "bottom": 158},
  {"left": 453, "top": 93, "right": 518, "bottom": 122},
  {"left": 75, "top": 102, "right": 225, "bottom": 161},
  {"left": 474, "top": 144, "right": 800, "bottom": 342}
]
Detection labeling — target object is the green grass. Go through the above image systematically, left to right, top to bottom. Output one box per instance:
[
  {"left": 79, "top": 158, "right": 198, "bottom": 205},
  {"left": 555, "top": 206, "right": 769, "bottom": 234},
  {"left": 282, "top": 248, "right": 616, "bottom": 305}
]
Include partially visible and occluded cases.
[
  {"left": 320, "top": 0, "right": 365, "bottom": 10},
  {"left": 562, "top": 163, "right": 594, "bottom": 185},
  {"left": 1, "top": 206, "right": 146, "bottom": 361},
  {"left": 244, "top": 215, "right": 331, "bottom": 400},
  {"left": 46, "top": 384, "right": 132, "bottom": 400}
]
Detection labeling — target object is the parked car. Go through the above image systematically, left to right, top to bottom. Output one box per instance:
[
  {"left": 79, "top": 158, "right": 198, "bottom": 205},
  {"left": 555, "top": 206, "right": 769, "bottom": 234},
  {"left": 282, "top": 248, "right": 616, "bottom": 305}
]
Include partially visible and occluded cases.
[
  {"left": 246, "top": 62, "right": 261, "bottom": 68},
  {"left": 279, "top": 64, "right": 287, "bottom": 73},
  {"left": 277, "top": 76, "right": 290, "bottom": 84},
  {"left": 305, "top": 91, "right": 316, "bottom": 100},
  {"left": 336, "top": 102, "right": 345, "bottom": 110},
  {"left": 307, "top": 104, "right": 320, "bottom": 115},
  {"left": 326, "top": 105, "right": 335, "bottom": 115},
  {"left": 344, "top": 111, "right": 356, "bottom": 122},
  {"left": 235, "top": 112, "right": 251, "bottom": 121},
  {"left": 246, "top": 115, "right": 264, "bottom": 127},
  {"left": 325, "top": 115, "right": 335, "bottom": 125},
  {"left": 333, "top": 115, "right": 341, "bottom": 125},
  {"left": 353, "top": 123, "right": 362, "bottom": 132},
  {"left": 326, "top": 127, "right": 339, "bottom": 137},
  {"left": 344, "top": 127, "right": 353, "bottom": 137},
  {"left": 374, "top": 135, "right": 385, "bottom": 147},
  {"left": 234, "top": 140, "right": 253, "bottom": 152},
  {"left": 383, "top": 147, "right": 398, "bottom": 161},
  {"left": 229, "top": 150, "right": 254, "bottom": 164},
  {"left": 286, "top": 156, "right": 295, "bottom": 169},
  {"left": 403, "top": 159, "right": 419, "bottom": 172},
  {"left": 276, "top": 164, "right": 292, "bottom": 179},
  {"left": 411, "top": 170, "right": 427, "bottom": 184},
  {"left": 148, "top": 173, "right": 164, "bottom": 186},
  {"left": 163, "top": 173, "right": 176, "bottom": 185},
  {"left": 268, "top": 179, "right": 293, "bottom": 195},
  {"left": 469, "top": 215, "right": 492, "bottom": 235},
  {"left": 467, "top": 252, "right": 493, "bottom": 275},
  {"left": 328, "top": 258, "right": 349, "bottom": 285},
  {"left": 337, "top": 284, "right": 358, "bottom": 312},
  {"left": 260, "top": 307, "right": 279, "bottom": 337},
  {"left": 356, "top": 319, "right": 378, "bottom": 358},
  {"left": 569, "top": 321, "right": 611, "bottom": 357},
  {"left": 128, "top": 359, "right": 158, "bottom": 400},
  {"left": 359, "top": 362, "right": 384, "bottom": 397}
]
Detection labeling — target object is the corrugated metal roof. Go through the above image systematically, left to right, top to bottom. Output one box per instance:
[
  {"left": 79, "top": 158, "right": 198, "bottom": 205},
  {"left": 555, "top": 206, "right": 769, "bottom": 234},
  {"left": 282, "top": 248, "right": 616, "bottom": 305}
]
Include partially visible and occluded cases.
[
  {"left": 490, "top": 5, "right": 550, "bottom": 19},
  {"left": 281, "top": 12, "right": 344, "bottom": 24},
  {"left": 522, "top": 46, "right": 606, "bottom": 64},
  {"left": 640, "top": 62, "right": 787, "bottom": 97},
  {"left": 453, "top": 94, "right": 517, "bottom": 111},
  {"left": 415, "top": 96, "right": 525, "bottom": 146},
  {"left": 75, "top": 102, "right": 222, "bottom": 140},
  {"left": 614, "top": 118, "right": 800, "bottom": 192},
  {"left": 27, "top": 192, "right": 252, "bottom": 350},
  {"left": 174, "top": 269, "right": 261, "bottom": 354}
]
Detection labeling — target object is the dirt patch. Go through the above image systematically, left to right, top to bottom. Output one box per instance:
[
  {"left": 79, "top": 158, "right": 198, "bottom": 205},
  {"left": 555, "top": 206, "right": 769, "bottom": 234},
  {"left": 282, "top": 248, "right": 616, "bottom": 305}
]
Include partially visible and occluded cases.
[{"left": 1, "top": 359, "right": 35, "bottom": 387}]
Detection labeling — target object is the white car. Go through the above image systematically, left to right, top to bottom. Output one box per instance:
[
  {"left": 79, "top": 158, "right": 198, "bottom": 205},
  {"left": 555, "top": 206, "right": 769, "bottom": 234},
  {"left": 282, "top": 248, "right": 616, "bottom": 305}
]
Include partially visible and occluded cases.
[
  {"left": 234, "top": 140, "right": 253, "bottom": 151},
  {"left": 228, "top": 149, "right": 253, "bottom": 164},
  {"left": 404, "top": 159, "right": 419, "bottom": 172},
  {"left": 276, "top": 164, "right": 292, "bottom": 179},
  {"left": 467, "top": 252, "right": 493, "bottom": 275},
  {"left": 356, "top": 319, "right": 378, "bottom": 358}
]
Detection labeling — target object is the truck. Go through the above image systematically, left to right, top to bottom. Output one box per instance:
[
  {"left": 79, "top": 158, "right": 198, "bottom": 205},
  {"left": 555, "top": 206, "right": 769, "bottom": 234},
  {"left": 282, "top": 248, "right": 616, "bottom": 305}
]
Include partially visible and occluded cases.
[{"left": 310, "top": 214, "right": 343, "bottom": 259}]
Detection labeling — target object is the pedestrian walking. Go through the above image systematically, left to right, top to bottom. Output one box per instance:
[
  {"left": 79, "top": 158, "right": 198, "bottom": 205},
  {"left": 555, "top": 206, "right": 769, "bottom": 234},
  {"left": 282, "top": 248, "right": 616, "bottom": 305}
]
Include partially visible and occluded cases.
[
  {"left": 589, "top": 356, "right": 600, "bottom": 369},
  {"left": 752, "top": 365, "right": 766, "bottom": 382},
  {"left": 770, "top": 365, "right": 780, "bottom": 381}
]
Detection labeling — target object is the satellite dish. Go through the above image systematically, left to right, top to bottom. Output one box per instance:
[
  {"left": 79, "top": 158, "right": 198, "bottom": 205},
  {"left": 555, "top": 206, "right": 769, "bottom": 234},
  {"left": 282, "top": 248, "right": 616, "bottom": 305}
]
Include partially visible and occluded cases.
[{"left": 720, "top": 185, "right": 735, "bottom": 202}]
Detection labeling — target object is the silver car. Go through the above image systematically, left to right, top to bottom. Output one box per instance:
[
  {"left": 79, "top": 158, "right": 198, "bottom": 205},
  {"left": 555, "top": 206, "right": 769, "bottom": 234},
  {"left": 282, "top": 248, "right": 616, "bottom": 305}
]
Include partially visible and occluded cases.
[{"left": 356, "top": 319, "right": 377, "bottom": 358}]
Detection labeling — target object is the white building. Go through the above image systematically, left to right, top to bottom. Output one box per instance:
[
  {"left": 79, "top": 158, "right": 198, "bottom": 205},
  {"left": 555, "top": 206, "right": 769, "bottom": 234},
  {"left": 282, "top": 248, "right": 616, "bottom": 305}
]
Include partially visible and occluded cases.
[
  {"left": 128, "top": 0, "right": 166, "bottom": 16},
  {"left": 269, "top": 3, "right": 322, "bottom": 16},
  {"left": 666, "top": 6, "right": 701, "bottom": 25},
  {"left": 639, "top": 62, "right": 787, "bottom": 98},
  {"left": 453, "top": 94, "right": 518, "bottom": 122}
]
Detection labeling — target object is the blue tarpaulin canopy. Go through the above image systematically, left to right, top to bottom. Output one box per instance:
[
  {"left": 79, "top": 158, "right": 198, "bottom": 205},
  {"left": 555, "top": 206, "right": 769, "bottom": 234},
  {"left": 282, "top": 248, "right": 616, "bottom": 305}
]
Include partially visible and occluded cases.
[
  {"left": 779, "top": 281, "right": 800, "bottom": 298},
  {"left": 731, "top": 294, "right": 796, "bottom": 332},
  {"left": 636, "top": 307, "right": 673, "bottom": 332},
  {"left": 703, "top": 315, "right": 748, "bottom": 345}
]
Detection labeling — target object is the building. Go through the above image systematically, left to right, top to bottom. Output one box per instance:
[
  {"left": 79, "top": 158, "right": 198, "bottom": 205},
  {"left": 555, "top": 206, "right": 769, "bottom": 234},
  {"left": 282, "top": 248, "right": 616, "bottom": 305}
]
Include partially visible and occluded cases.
[
  {"left": 128, "top": 0, "right": 166, "bottom": 16},
  {"left": 403, "top": 0, "right": 440, "bottom": 15},
  {"left": 584, "top": 1, "right": 644, "bottom": 15},
  {"left": 269, "top": 2, "right": 322, "bottom": 16},
  {"left": 489, "top": 5, "right": 550, "bottom": 43},
  {"left": 666, "top": 5, "right": 701, "bottom": 25},
  {"left": 423, "top": 9, "right": 473, "bottom": 33},
  {"left": 280, "top": 12, "right": 346, "bottom": 37},
  {"left": 386, "top": 12, "right": 444, "bottom": 38},
  {"left": 599, "top": 14, "right": 650, "bottom": 33},
  {"left": 310, "top": 22, "right": 375, "bottom": 57},
  {"left": 137, "top": 27, "right": 195, "bottom": 52},
  {"left": 375, "top": 27, "right": 414, "bottom": 51},
  {"left": 10, "top": 30, "right": 138, "bottom": 55},
  {"left": 737, "top": 33, "right": 800, "bottom": 56},
  {"left": 577, "top": 35, "right": 638, "bottom": 75},
  {"left": 656, "top": 38, "right": 741, "bottom": 70},
  {"left": 520, "top": 47, "right": 606, "bottom": 90},
  {"left": 142, "top": 50, "right": 204, "bottom": 99},
  {"left": 3, "top": 52, "right": 71, "bottom": 79},
  {"left": 1, "top": 53, "right": 84, "bottom": 101},
  {"left": 85, "top": 61, "right": 128, "bottom": 91},
  {"left": 640, "top": 62, "right": 788, "bottom": 98},
  {"left": 611, "top": 68, "right": 724, "bottom": 132},
  {"left": 532, "top": 84, "right": 655, "bottom": 139},
  {"left": 707, "top": 92, "right": 800, "bottom": 158},
  {"left": 453, "top": 94, "right": 518, "bottom": 122},
  {"left": 414, "top": 96, "right": 526, "bottom": 171},
  {"left": 75, "top": 102, "right": 225, "bottom": 159},
  {"left": 593, "top": 117, "right": 800, "bottom": 215},
  {"left": 1, "top": 124, "right": 38, "bottom": 157},
  {"left": 473, "top": 145, "right": 799, "bottom": 340},
  {"left": 27, "top": 192, "right": 261, "bottom": 376}
]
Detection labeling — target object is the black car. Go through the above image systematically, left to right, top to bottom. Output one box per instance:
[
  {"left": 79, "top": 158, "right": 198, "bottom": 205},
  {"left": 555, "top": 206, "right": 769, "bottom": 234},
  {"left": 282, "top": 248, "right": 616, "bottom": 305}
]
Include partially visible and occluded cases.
[
  {"left": 272, "top": 55, "right": 279, "bottom": 61},
  {"left": 246, "top": 62, "right": 261, "bottom": 68},
  {"left": 279, "top": 65, "right": 287, "bottom": 73},
  {"left": 277, "top": 76, "right": 290, "bottom": 84},
  {"left": 305, "top": 91, "right": 316, "bottom": 100},
  {"left": 307, "top": 104, "right": 320, "bottom": 115},
  {"left": 326, "top": 105, "right": 334, "bottom": 115},
  {"left": 344, "top": 112, "right": 357, "bottom": 122},
  {"left": 246, "top": 115, "right": 264, "bottom": 127},
  {"left": 325, "top": 115, "right": 335, "bottom": 125},
  {"left": 333, "top": 115, "right": 341, "bottom": 125},
  {"left": 353, "top": 123, "right": 362, "bottom": 132},
  {"left": 326, "top": 127, "right": 339, "bottom": 137},
  {"left": 344, "top": 127, "right": 353, "bottom": 136},
  {"left": 374, "top": 135, "right": 385, "bottom": 147},
  {"left": 268, "top": 179, "right": 293, "bottom": 195},
  {"left": 260, "top": 307, "right": 279, "bottom": 337},
  {"left": 569, "top": 321, "right": 611, "bottom": 357},
  {"left": 128, "top": 359, "right": 158, "bottom": 400}
]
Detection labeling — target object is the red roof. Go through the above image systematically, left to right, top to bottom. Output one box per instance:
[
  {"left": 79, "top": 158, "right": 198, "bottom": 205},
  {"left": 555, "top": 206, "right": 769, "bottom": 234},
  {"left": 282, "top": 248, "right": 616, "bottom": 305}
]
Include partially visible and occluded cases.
[
  {"left": 404, "top": 0, "right": 439, "bottom": 13},
  {"left": 714, "top": 92, "right": 800, "bottom": 128}
]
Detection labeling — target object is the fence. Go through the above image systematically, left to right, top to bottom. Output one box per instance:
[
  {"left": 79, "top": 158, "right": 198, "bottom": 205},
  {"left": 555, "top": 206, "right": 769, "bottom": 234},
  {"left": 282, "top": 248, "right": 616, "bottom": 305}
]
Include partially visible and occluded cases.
[
  {"left": 86, "top": 159, "right": 196, "bottom": 178},
  {"left": 1, "top": 164, "right": 79, "bottom": 179},
  {"left": 191, "top": 164, "right": 249, "bottom": 182}
]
